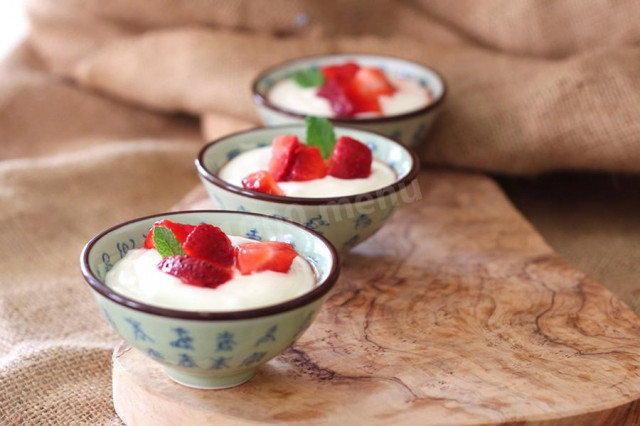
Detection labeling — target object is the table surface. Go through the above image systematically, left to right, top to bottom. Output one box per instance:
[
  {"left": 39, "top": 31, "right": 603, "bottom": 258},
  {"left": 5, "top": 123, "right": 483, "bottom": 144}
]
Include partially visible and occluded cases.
[{"left": 114, "top": 170, "right": 640, "bottom": 425}]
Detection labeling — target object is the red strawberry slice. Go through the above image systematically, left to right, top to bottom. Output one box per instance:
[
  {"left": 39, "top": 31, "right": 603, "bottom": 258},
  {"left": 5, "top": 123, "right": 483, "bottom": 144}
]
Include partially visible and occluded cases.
[
  {"left": 321, "top": 62, "right": 360, "bottom": 86},
  {"left": 346, "top": 67, "right": 396, "bottom": 114},
  {"left": 317, "top": 78, "right": 354, "bottom": 118},
  {"left": 268, "top": 134, "right": 300, "bottom": 181},
  {"left": 328, "top": 136, "right": 373, "bottom": 179},
  {"left": 285, "top": 146, "right": 328, "bottom": 181},
  {"left": 242, "top": 170, "right": 285, "bottom": 196},
  {"left": 144, "top": 220, "right": 196, "bottom": 249},
  {"left": 183, "top": 223, "right": 235, "bottom": 267},
  {"left": 236, "top": 242, "right": 298, "bottom": 275},
  {"left": 158, "top": 255, "right": 232, "bottom": 288}
]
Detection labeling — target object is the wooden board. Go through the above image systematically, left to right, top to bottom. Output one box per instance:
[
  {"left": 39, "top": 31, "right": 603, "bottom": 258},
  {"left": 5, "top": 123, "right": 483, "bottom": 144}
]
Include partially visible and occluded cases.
[{"left": 113, "top": 170, "right": 640, "bottom": 425}]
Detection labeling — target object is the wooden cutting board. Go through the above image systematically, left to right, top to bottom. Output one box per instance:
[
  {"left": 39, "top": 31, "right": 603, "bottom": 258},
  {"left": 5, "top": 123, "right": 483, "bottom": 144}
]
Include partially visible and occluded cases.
[{"left": 113, "top": 170, "right": 640, "bottom": 425}]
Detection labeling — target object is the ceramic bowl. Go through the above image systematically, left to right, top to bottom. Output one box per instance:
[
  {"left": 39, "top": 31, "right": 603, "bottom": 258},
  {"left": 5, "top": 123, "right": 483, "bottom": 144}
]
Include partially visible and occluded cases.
[
  {"left": 252, "top": 53, "right": 446, "bottom": 148},
  {"left": 195, "top": 125, "right": 420, "bottom": 255},
  {"left": 80, "top": 210, "right": 339, "bottom": 389}
]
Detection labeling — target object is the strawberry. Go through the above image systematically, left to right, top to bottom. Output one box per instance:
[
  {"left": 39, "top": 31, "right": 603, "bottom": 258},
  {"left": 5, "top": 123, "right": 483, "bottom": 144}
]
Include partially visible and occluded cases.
[
  {"left": 321, "top": 62, "right": 360, "bottom": 86},
  {"left": 346, "top": 67, "right": 395, "bottom": 114},
  {"left": 317, "top": 78, "right": 354, "bottom": 118},
  {"left": 268, "top": 134, "right": 300, "bottom": 181},
  {"left": 328, "top": 136, "right": 372, "bottom": 179},
  {"left": 285, "top": 146, "right": 328, "bottom": 181},
  {"left": 241, "top": 171, "right": 285, "bottom": 196},
  {"left": 144, "top": 220, "right": 196, "bottom": 249},
  {"left": 182, "top": 223, "right": 235, "bottom": 267},
  {"left": 236, "top": 242, "right": 298, "bottom": 275},
  {"left": 158, "top": 255, "right": 232, "bottom": 288}
]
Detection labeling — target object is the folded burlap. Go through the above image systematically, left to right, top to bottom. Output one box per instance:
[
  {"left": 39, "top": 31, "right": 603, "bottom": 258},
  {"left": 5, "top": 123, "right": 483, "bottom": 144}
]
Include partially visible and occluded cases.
[
  {"left": 24, "top": 0, "right": 640, "bottom": 174},
  {"left": 2, "top": 1, "right": 640, "bottom": 424}
]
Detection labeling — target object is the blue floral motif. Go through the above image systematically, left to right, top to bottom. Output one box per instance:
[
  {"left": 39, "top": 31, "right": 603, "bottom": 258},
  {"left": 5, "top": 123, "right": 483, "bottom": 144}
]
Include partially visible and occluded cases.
[
  {"left": 411, "top": 123, "right": 427, "bottom": 145},
  {"left": 390, "top": 130, "right": 403, "bottom": 141},
  {"left": 256, "top": 142, "right": 269, "bottom": 148},
  {"left": 366, "top": 142, "right": 378, "bottom": 153},
  {"left": 226, "top": 149, "right": 241, "bottom": 161},
  {"left": 236, "top": 205, "right": 249, "bottom": 212},
  {"left": 271, "top": 213, "right": 288, "bottom": 221},
  {"left": 354, "top": 214, "right": 372, "bottom": 229},
  {"left": 304, "top": 215, "right": 329, "bottom": 235},
  {"left": 245, "top": 228, "right": 262, "bottom": 241},
  {"left": 342, "top": 235, "right": 359, "bottom": 251},
  {"left": 117, "top": 239, "right": 136, "bottom": 259},
  {"left": 101, "top": 253, "right": 114, "bottom": 274},
  {"left": 100, "top": 307, "right": 117, "bottom": 331},
  {"left": 125, "top": 318, "right": 154, "bottom": 343},
  {"left": 255, "top": 325, "right": 277, "bottom": 346},
  {"left": 170, "top": 327, "right": 194, "bottom": 350},
  {"left": 216, "top": 331, "right": 236, "bottom": 352},
  {"left": 147, "top": 348, "right": 164, "bottom": 361},
  {"left": 239, "top": 351, "right": 267, "bottom": 368},
  {"left": 178, "top": 354, "right": 198, "bottom": 368},
  {"left": 209, "top": 356, "right": 231, "bottom": 370}
]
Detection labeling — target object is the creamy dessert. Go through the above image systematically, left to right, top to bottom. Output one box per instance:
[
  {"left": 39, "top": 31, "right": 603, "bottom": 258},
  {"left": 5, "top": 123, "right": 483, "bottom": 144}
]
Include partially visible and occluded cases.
[
  {"left": 268, "top": 62, "right": 433, "bottom": 118},
  {"left": 218, "top": 118, "right": 396, "bottom": 198},
  {"left": 105, "top": 220, "right": 315, "bottom": 311}
]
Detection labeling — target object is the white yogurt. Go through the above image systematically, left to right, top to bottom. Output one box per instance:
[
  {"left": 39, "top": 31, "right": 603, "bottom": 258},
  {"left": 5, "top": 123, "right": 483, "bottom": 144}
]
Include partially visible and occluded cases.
[
  {"left": 267, "top": 74, "right": 432, "bottom": 118},
  {"left": 219, "top": 146, "right": 396, "bottom": 198},
  {"left": 104, "top": 236, "right": 315, "bottom": 312}
]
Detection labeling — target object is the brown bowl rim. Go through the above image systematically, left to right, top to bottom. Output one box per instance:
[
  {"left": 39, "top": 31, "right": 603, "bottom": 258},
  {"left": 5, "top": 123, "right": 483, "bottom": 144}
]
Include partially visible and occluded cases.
[{"left": 80, "top": 210, "right": 340, "bottom": 320}]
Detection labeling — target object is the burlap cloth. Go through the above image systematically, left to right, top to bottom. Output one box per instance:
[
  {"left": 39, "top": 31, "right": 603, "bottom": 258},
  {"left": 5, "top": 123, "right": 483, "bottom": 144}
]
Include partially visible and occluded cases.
[{"left": 1, "top": 1, "right": 639, "bottom": 423}]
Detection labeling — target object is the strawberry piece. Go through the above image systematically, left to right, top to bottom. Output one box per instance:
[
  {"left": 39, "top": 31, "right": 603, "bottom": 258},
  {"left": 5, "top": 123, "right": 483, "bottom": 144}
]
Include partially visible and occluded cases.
[
  {"left": 321, "top": 62, "right": 360, "bottom": 86},
  {"left": 346, "top": 68, "right": 396, "bottom": 114},
  {"left": 317, "top": 78, "right": 354, "bottom": 117},
  {"left": 268, "top": 134, "right": 300, "bottom": 181},
  {"left": 328, "top": 136, "right": 373, "bottom": 179},
  {"left": 285, "top": 146, "right": 328, "bottom": 181},
  {"left": 242, "top": 170, "right": 285, "bottom": 196},
  {"left": 144, "top": 220, "right": 196, "bottom": 249},
  {"left": 183, "top": 223, "right": 235, "bottom": 267},
  {"left": 236, "top": 242, "right": 298, "bottom": 275},
  {"left": 158, "top": 255, "right": 232, "bottom": 288}
]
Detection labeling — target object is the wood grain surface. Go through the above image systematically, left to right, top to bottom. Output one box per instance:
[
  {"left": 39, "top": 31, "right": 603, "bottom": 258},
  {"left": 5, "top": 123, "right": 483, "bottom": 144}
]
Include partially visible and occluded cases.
[{"left": 113, "top": 170, "right": 640, "bottom": 425}]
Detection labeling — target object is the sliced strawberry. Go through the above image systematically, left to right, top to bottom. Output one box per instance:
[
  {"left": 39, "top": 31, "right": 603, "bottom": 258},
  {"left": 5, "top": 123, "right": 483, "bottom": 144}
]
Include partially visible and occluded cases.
[
  {"left": 321, "top": 62, "right": 360, "bottom": 86},
  {"left": 346, "top": 67, "right": 396, "bottom": 114},
  {"left": 317, "top": 78, "right": 354, "bottom": 118},
  {"left": 268, "top": 134, "right": 300, "bottom": 181},
  {"left": 328, "top": 136, "right": 373, "bottom": 179},
  {"left": 285, "top": 146, "right": 328, "bottom": 181},
  {"left": 242, "top": 170, "right": 285, "bottom": 196},
  {"left": 144, "top": 220, "right": 196, "bottom": 249},
  {"left": 182, "top": 223, "right": 234, "bottom": 267},
  {"left": 236, "top": 242, "right": 298, "bottom": 275},
  {"left": 158, "top": 255, "right": 232, "bottom": 288}
]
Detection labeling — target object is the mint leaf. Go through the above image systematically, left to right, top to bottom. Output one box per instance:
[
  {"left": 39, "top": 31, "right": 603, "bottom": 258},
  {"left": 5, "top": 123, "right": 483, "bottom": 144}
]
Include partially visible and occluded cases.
[
  {"left": 293, "top": 68, "right": 324, "bottom": 88},
  {"left": 306, "top": 116, "right": 336, "bottom": 159},
  {"left": 152, "top": 225, "right": 185, "bottom": 258}
]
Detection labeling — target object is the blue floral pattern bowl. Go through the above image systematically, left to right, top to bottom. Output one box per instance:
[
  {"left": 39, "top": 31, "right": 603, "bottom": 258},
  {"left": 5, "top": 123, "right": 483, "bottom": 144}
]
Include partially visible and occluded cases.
[
  {"left": 252, "top": 53, "right": 447, "bottom": 148},
  {"left": 195, "top": 125, "right": 420, "bottom": 255},
  {"left": 80, "top": 210, "right": 339, "bottom": 389}
]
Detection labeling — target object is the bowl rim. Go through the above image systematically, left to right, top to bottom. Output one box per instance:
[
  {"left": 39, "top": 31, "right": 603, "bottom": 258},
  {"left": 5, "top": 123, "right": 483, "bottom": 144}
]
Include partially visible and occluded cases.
[
  {"left": 251, "top": 52, "right": 448, "bottom": 124},
  {"left": 195, "top": 123, "right": 421, "bottom": 206},
  {"left": 80, "top": 210, "right": 340, "bottom": 320}
]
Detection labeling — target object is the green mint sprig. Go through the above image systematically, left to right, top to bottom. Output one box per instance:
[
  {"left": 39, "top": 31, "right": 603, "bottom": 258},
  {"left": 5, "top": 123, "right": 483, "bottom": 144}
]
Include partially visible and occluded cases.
[
  {"left": 293, "top": 68, "right": 324, "bottom": 88},
  {"left": 305, "top": 116, "right": 337, "bottom": 159},
  {"left": 152, "top": 226, "right": 184, "bottom": 258}
]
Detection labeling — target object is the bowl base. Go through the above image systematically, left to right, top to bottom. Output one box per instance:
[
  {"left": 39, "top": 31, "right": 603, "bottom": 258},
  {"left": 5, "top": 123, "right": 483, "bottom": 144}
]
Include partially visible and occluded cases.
[{"left": 165, "top": 367, "right": 256, "bottom": 390}]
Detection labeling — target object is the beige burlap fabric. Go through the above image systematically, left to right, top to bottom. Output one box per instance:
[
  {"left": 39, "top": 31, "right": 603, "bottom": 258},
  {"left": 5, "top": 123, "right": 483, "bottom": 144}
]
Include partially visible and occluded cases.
[{"left": 1, "top": 1, "right": 640, "bottom": 424}]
